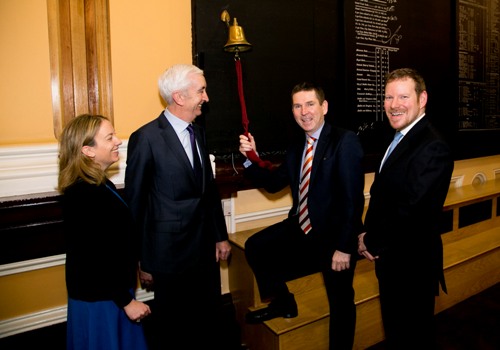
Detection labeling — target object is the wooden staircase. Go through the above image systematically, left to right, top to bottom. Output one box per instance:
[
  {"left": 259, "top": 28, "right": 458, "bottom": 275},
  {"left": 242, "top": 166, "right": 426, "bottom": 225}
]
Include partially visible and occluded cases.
[{"left": 228, "top": 180, "right": 500, "bottom": 350}]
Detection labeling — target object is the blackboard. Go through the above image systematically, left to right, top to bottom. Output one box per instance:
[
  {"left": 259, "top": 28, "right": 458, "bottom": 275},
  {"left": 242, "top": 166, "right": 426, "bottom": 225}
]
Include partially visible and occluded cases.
[{"left": 192, "top": 0, "right": 500, "bottom": 172}]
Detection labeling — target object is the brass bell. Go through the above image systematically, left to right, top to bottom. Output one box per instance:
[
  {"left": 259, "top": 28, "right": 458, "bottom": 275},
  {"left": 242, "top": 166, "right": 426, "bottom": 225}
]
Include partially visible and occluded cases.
[{"left": 221, "top": 10, "right": 252, "bottom": 53}]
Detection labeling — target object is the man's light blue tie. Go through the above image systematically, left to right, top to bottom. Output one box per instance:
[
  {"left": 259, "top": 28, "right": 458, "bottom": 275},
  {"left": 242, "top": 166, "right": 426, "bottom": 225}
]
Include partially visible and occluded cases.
[{"left": 382, "top": 131, "right": 403, "bottom": 167}]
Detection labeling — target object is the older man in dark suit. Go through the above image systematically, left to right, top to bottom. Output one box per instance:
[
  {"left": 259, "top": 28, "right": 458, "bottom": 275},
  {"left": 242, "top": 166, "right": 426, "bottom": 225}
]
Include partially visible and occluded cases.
[
  {"left": 124, "top": 64, "right": 232, "bottom": 349},
  {"left": 358, "top": 68, "right": 454, "bottom": 349},
  {"left": 239, "top": 82, "right": 365, "bottom": 350}
]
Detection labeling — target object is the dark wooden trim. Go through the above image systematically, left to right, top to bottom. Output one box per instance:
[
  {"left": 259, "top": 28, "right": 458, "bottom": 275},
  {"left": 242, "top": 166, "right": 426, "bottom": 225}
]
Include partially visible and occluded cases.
[{"left": 0, "top": 195, "right": 64, "bottom": 265}]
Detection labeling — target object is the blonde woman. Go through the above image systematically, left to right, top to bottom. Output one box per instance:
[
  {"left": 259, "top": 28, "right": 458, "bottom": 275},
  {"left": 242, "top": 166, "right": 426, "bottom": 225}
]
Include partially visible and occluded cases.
[{"left": 58, "top": 114, "right": 150, "bottom": 350}]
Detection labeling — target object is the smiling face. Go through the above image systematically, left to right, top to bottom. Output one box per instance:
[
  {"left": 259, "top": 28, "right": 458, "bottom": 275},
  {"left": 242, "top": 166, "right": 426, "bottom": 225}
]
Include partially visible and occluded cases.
[
  {"left": 179, "top": 73, "right": 209, "bottom": 123},
  {"left": 384, "top": 77, "right": 427, "bottom": 131},
  {"left": 292, "top": 90, "right": 328, "bottom": 135},
  {"left": 82, "top": 119, "right": 122, "bottom": 170}
]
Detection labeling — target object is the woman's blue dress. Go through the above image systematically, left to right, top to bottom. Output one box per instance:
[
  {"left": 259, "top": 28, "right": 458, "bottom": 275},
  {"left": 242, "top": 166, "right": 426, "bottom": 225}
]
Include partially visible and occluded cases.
[{"left": 67, "top": 296, "right": 148, "bottom": 350}]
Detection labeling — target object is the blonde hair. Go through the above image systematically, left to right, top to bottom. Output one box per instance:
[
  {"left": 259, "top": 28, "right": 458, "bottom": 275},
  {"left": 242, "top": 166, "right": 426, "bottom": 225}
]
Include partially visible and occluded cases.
[
  {"left": 385, "top": 68, "right": 427, "bottom": 97},
  {"left": 57, "top": 114, "right": 109, "bottom": 193}
]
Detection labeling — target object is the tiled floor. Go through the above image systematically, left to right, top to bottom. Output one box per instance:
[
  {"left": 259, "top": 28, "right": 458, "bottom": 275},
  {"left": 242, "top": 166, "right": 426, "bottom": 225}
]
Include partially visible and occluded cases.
[{"left": 1, "top": 283, "right": 498, "bottom": 349}]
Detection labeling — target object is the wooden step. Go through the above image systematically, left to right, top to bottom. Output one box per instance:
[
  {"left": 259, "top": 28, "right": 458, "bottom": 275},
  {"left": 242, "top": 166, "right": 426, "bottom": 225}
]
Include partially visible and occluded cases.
[
  {"left": 229, "top": 224, "right": 500, "bottom": 350},
  {"left": 436, "top": 226, "right": 500, "bottom": 312},
  {"left": 229, "top": 231, "right": 383, "bottom": 350},
  {"left": 245, "top": 258, "right": 382, "bottom": 350}
]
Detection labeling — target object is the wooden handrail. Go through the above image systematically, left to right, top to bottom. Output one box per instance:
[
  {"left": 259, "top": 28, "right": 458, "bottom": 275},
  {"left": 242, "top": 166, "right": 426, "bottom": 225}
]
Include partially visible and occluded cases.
[{"left": 444, "top": 179, "right": 500, "bottom": 210}]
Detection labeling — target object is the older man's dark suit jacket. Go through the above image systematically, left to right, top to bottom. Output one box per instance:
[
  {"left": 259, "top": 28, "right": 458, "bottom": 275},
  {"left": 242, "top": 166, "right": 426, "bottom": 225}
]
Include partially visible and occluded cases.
[
  {"left": 124, "top": 112, "right": 228, "bottom": 275},
  {"left": 363, "top": 116, "right": 454, "bottom": 293},
  {"left": 246, "top": 122, "right": 365, "bottom": 257}
]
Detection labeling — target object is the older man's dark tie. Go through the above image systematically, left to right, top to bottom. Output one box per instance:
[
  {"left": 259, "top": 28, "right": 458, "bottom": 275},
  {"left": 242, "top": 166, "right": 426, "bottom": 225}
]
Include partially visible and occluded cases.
[{"left": 187, "top": 124, "right": 202, "bottom": 185}]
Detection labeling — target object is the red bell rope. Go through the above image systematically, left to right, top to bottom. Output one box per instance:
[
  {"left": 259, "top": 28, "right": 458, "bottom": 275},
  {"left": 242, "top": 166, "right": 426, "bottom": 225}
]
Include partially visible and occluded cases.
[{"left": 235, "top": 58, "right": 273, "bottom": 169}]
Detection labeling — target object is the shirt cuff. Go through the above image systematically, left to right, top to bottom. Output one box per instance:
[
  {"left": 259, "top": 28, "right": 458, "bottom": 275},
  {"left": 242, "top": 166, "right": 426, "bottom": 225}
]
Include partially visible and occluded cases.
[{"left": 243, "top": 158, "right": 252, "bottom": 168}]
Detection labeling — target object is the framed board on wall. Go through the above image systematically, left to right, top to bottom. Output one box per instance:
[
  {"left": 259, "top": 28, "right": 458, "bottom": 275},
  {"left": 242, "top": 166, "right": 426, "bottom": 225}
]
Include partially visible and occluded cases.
[{"left": 455, "top": 0, "right": 500, "bottom": 159}]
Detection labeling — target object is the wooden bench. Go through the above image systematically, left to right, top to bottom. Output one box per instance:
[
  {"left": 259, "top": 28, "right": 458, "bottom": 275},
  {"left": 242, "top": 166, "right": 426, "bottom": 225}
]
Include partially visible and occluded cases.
[{"left": 228, "top": 180, "right": 500, "bottom": 350}]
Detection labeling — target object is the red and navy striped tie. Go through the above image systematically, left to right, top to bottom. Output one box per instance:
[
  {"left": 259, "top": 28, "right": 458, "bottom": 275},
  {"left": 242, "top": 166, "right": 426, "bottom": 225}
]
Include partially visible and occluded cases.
[{"left": 299, "top": 135, "right": 316, "bottom": 234}]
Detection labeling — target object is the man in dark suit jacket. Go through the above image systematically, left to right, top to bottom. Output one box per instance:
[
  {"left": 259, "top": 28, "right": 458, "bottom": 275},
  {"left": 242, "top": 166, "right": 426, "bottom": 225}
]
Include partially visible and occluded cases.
[
  {"left": 124, "top": 64, "right": 232, "bottom": 349},
  {"left": 358, "top": 68, "right": 454, "bottom": 349},
  {"left": 239, "top": 82, "right": 365, "bottom": 349}
]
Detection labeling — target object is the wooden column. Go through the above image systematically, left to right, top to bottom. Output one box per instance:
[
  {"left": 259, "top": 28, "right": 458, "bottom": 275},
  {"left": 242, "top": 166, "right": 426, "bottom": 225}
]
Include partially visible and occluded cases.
[{"left": 47, "top": 0, "right": 113, "bottom": 139}]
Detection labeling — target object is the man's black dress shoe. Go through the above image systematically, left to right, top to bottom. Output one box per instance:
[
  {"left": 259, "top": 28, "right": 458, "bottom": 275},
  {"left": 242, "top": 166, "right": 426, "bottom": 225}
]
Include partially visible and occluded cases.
[{"left": 245, "top": 294, "right": 298, "bottom": 324}]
